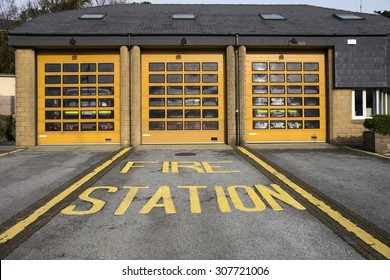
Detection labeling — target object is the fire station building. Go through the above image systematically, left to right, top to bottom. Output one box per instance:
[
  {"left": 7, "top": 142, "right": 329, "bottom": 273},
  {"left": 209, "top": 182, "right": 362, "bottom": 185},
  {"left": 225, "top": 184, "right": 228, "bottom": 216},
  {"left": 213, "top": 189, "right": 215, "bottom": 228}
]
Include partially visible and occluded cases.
[{"left": 8, "top": 4, "right": 390, "bottom": 146}]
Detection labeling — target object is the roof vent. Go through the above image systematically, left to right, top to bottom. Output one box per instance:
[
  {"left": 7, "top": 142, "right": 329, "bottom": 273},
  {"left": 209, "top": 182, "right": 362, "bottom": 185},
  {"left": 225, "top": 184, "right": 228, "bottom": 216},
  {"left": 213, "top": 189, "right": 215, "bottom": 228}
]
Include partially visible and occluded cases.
[
  {"left": 79, "top": 13, "right": 107, "bottom": 20},
  {"left": 172, "top": 13, "right": 196, "bottom": 20},
  {"left": 259, "top": 14, "right": 286, "bottom": 20},
  {"left": 333, "top": 14, "right": 364, "bottom": 20}
]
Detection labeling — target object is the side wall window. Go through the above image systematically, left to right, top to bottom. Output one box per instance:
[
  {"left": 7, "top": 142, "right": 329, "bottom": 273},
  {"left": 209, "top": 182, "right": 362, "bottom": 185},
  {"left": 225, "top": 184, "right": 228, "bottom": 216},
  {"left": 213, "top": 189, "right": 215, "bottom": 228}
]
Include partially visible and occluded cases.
[{"left": 352, "top": 89, "right": 389, "bottom": 119}]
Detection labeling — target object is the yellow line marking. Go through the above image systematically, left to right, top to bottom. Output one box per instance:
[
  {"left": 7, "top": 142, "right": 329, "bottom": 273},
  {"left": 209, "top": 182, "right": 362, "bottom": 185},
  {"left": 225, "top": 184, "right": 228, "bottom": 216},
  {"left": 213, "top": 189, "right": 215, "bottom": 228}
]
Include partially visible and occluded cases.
[
  {"left": 237, "top": 146, "right": 390, "bottom": 259},
  {"left": 342, "top": 146, "right": 390, "bottom": 159},
  {"left": 0, "top": 147, "right": 131, "bottom": 244},
  {"left": 0, "top": 149, "right": 24, "bottom": 157}
]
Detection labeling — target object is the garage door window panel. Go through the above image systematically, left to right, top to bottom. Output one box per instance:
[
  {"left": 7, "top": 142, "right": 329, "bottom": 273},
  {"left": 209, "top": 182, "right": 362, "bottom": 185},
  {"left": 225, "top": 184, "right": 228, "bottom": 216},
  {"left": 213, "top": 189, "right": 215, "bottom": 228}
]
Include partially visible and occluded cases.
[
  {"left": 252, "top": 62, "right": 267, "bottom": 71},
  {"left": 270, "top": 62, "right": 285, "bottom": 71},
  {"left": 81, "top": 63, "right": 96, "bottom": 72},
  {"left": 98, "top": 63, "right": 114, "bottom": 72},
  {"left": 149, "top": 63, "right": 165, "bottom": 71},
  {"left": 167, "top": 63, "right": 183, "bottom": 71},
  {"left": 185, "top": 63, "right": 200, "bottom": 71},
  {"left": 202, "top": 63, "right": 218, "bottom": 71},
  {"left": 286, "top": 63, "right": 302, "bottom": 71},
  {"left": 45, "top": 64, "right": 61, "bottom": 72},
  {"left": 63, "top": 64, "right": 79, "bottom": 72},
  {"left": 149, "top": 74, "right": 165, "bottom": 83},
  {"left": 81, "top": 75, "right": 96, "bottom": 84},
  {"left": 98, "top": 75, "right": 114, "bottom": 84},
  {"left": 45, "top": 76, "right": 61, "bottom": 84},
  {"left": 149, "top": 86, "right": 165, "bottom": 95},
  {"left": 167, "top": 86, "right": 183, "bottom": 95},
  {"left": 185, "top": 86, "right": 200, "bottom": 94},
  {"left": 202, "top": 86, "right": 218, "bottom": 94},
  {"left": 253, "top": 86, "right": 268, "bottom": 94},
  {"left": 287, "top": 86, "right": 302, "bottom": 94},
  {"left": 45, "top": 87, "right": 61, "bottom": 96},
  {"left": 63, "top": 87, "right": 79, "bottom": 96},
  {"left": 45, "top": 99, "right": 61, "bottom": 108},
  {"left": 63, "top": 99, "right": 79, "bottom": 108},
  {"left": 81, "top": 99, "right": 96, "bottom": 107},
  {"left": 253, "top": 109, "right": 268, "bottom": 118},
  {"left": 81, "top": 110, "right": 96, "bottom": 119},
  {"left": 98, "top": 110, "right": 114, "bottom": 119},
  {"left": 149, "top": 110, "right": 165, "bottom": 118},
  {"left": 167, "top": 110, "right": 183, "bottom": 118},
  {"left": 45, "top": 111, "right": 61, "bottom": 119},
  {"left": 63, "top": 111, "right": 79, "bottom": 119},
  {"left": 253, "top": 120, "right": 268, "bottom": 129},
  {"left": 149, "top": 121, "right": 165, "bottom": 130},
  {"left": 167, "top": 121, "right": 183, "bottom": 130},
  {"left": 185, "top": 121, "right": 201, "bottom": 130},
  {"left": 81, "top": 122, "right": 97, "bottom": 131},
  {"left": 98, "top": 122, "right": 114, "bottom": 131},
  {"left": 46, "top": 123, "right": 61, "bottom": 131},
  {"left": 63, "top": 123, "right": 79, "bottom": 131}
]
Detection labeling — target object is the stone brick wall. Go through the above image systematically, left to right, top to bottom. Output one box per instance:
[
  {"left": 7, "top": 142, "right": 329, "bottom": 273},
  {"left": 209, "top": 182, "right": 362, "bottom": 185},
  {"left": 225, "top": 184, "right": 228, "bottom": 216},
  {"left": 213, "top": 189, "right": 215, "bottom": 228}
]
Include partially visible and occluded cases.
[
  {"left": 120, "top": 46, "right": 130, "bottom": 146},
  {"left": 130, "top": 46, "right": 141, "bottom": 147},
  {"left": 226, "top": 46, "right": 236, "bottom": 145},
  {"left": 238, "top": 46, "right": 247, "bottom": 145},
  {"left": 15, "top": 49, "right": 36, "bottom": 148},
  {"left": 330, "top": 89, "right": 365, "bottom": 145},
  {"left": 375, "top": 134, "right": 390, "bottom": 154}
]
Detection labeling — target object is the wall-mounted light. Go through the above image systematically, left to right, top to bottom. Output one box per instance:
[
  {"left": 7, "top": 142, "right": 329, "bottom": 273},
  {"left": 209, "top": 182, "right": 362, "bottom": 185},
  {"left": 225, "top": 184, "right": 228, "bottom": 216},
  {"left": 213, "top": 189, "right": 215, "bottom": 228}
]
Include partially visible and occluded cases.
[
  {"left": 181, "top": 37, "right": 187, "bottom": 45},
  {"left": 69, "top": 38, "right": 76, "bottom": 45},
  {"left": 288, "top": 38, "right": 298, "bottom": 45}
]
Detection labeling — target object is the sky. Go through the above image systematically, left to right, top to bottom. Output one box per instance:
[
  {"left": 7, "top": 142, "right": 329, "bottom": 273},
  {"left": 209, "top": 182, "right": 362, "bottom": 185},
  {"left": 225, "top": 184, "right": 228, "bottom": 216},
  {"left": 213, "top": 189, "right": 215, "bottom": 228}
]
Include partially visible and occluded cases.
[{"left": 12, "top": 0, "right": 390, "bottom": 14}]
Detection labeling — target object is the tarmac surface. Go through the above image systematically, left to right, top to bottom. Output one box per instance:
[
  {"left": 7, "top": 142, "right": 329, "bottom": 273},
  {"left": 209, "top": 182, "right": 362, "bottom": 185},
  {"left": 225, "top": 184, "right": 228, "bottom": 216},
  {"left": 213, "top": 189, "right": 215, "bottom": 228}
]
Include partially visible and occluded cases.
[
  {"left": 0, "top": 143, "right": 388, "bottom": 260},
  {"left": 247, "top": 143, "right": 390, "bottom": 233}
]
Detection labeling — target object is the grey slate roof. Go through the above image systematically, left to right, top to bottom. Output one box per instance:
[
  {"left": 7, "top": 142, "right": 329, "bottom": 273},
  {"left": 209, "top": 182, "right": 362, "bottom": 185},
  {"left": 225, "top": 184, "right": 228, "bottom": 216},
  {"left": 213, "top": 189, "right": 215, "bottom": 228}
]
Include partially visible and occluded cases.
[{"left": 10, "top": 4, "right": 390, "bottom": 36}]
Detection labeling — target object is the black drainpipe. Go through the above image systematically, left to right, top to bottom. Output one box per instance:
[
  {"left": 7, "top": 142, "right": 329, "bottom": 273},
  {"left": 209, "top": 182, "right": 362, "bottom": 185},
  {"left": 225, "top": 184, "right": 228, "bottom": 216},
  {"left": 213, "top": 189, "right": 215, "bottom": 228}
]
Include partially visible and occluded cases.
[{"left": 235, "top": 34, "right": 240, "bottom": 146}]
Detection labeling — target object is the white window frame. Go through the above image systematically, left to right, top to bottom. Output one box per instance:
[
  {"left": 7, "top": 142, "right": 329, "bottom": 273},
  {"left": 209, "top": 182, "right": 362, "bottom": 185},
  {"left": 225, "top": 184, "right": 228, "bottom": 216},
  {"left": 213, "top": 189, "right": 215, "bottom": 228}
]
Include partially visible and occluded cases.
[{"left": 352, "top": 89, "right": 389, "bottom": 119}]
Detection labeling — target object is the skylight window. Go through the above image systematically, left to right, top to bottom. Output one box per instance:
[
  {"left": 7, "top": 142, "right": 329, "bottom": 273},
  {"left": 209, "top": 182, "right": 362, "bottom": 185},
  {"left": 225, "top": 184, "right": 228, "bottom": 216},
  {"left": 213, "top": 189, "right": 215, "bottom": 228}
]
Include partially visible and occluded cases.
[
  {"left": 79, "top": 13, "right": 106, "bottom": 20},
  {"left": 172, "top": 13, "right": 196, "bottom": 20},
  {"left": 260, "top": 14, "right": 286, "bottom": 20},
  {"left": 333, "top": 14, "right": 365, "bottom": 20}
]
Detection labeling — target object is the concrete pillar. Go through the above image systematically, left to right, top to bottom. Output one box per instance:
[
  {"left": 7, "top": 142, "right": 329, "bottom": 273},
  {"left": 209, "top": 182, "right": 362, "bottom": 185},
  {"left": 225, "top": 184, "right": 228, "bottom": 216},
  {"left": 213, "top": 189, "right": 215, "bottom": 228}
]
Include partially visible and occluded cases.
[
  {"left": 120, "top": 46, "right": 130, "bottom": 146},
  {"left": 130, "top": 46, "right": 141, "bottom": 146},
  {"left": 226, "top": 46, "right": 236, "bottom": 145},
  {"left": 238, "top": 46, "right": 247, "bottom": 145},
  {"left": 15, "top": 49, "right": 36, "bottom": 148}
]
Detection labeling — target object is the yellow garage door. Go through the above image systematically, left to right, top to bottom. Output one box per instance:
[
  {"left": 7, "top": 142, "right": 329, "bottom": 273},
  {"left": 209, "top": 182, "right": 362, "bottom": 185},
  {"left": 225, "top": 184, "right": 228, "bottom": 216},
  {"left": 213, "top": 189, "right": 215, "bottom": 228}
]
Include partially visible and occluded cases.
[
  {"left": 37, "top": 51, "right": 120, "bottom": 145},
  {"left": 142, "top": 51, "right": 225, "bottom": 144},
  {"left": 246, "top": 51, "right": 326, "bottom": 142}
]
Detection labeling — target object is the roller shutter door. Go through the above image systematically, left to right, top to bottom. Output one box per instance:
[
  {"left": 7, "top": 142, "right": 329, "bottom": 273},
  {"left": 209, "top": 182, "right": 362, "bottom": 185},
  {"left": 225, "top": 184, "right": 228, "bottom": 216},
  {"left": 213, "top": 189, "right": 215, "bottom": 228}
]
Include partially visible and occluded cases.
[
  {"left": 37, "top": 51, "right": 120, "bottom": 144},
  {"left": 142, "top": 51, "right": 225, "bottom": 144},
  {"left": 246, "top": 51, "right": 326, "bottom": 142}
]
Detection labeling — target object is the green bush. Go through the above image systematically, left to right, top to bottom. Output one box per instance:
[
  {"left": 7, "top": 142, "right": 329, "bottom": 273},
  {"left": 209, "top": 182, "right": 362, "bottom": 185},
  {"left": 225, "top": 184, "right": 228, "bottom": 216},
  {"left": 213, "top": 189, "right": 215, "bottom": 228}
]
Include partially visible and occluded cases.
[{"left": 363, "top": 115, "right": 390, "bottom": 136}]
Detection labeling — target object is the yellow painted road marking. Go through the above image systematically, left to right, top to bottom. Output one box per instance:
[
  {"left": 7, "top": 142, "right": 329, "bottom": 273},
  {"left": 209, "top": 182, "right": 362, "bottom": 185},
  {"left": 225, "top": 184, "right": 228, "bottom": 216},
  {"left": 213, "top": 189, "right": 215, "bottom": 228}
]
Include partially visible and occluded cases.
[
  {"left": 237, "top": 146, "right": 390, "bottom": 259},
  {"left": 342, "top": 146, "right": 390, "bottom": 159},
  {"left": 0, "top": 147, "right": 131, "bottom": 244},
  {"left": 0, "top": 149, "right": 24, "bottom": 157},
  {"left": 61, "top": 186, "right": 119, "bottom": 215},
  {"left": 139, "top": 186, "right": 176, "bottom": 214},
  {"left": 178, "top": 186, "right": 207, "bottom": 213}
]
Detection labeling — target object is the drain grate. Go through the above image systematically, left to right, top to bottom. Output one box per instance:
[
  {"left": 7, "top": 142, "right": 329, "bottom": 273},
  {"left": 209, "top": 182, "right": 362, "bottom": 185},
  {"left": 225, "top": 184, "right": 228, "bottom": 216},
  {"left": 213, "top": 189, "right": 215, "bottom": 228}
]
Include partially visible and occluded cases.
[{"left": 175, "top": 152, "right": 196, "bottom": 156}]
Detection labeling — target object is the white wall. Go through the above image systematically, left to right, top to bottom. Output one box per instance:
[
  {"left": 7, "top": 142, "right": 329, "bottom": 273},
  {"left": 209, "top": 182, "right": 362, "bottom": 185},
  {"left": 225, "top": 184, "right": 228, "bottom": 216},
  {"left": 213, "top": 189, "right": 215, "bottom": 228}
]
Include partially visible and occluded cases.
[{"left": 0, "top": 75, "right": 15, "bottom": 115}]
